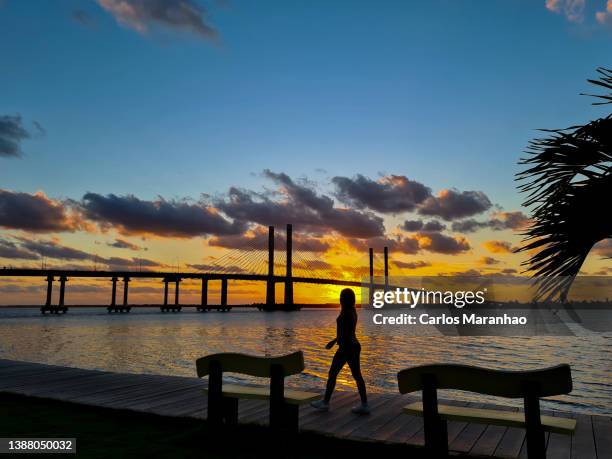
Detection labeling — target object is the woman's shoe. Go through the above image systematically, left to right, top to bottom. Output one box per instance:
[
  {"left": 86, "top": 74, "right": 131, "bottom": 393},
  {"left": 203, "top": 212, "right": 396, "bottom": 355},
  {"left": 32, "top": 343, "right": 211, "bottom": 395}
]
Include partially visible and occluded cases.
[
  {"left": 310, "top": 400, "right": 330, "bottom": 411},
  {"left": 351, "top": 403, "right": 370, "bottom": 415}
]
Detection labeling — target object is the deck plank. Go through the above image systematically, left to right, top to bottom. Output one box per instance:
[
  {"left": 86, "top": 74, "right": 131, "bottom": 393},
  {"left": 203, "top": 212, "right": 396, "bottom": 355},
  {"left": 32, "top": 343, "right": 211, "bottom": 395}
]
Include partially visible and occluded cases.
[
  {"left": 0, "top": 359, "right": 606, "bottom": 459},
  {"left": 300, "top": 393, "right": 359, "bottom": 432},
  {"left": 327, "top": 393, "right": 393, "bottom": 438},
  {"left": 349, "top": 394, "right": 411, "bottom": 440},
  {"left": 447, "top": 403, "right": 490, "bottom": 454},
  {"left": 469, "top": 405, "right": 517, "bottom": 457},
  {"left": 546, "top": 410, "right": 573, "bottom": 459},
  {"left": 383, "top": 412, "right": 424, "bottom": 444},
  {"left": 591, "top": 414, "right": 612, "bottom": 459},
  {"left": 571, "top": 415, "right": 597, "bottom": 459},
  {"left": 492, "top": 427, "right": 526, "bottom": 458}
]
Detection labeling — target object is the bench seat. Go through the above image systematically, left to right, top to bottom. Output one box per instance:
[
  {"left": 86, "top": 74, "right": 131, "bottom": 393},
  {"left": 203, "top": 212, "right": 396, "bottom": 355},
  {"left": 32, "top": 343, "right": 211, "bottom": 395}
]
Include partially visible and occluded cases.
[
  {"left": 204, "top": 383, "right": 320, "bottom": 405},
  {"left": 403, "top": 402, "right": 576, "bottom": 434}
]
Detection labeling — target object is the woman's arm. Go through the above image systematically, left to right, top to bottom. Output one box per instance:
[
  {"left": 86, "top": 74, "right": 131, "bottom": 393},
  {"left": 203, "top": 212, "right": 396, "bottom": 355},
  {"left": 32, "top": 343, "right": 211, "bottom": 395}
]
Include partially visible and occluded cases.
[{"left": 325, "top": 338, "right": 337, "bottom": 349}]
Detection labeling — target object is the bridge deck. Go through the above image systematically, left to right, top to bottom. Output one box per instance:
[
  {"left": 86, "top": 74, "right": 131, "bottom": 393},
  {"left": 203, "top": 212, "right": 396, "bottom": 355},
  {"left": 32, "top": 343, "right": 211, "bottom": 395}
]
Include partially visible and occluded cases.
[
  {"left": 0, "top": 268, "right": 371, "bottom": 285},
  {"left": 0, "top": 359, "right": 609, "bottom": 458}
]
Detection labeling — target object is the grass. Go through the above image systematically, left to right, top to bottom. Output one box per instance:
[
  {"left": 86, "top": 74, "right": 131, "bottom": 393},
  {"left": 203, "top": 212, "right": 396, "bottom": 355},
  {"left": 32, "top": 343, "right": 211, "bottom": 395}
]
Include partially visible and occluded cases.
[{"left": 0, "top": 393, "right": 429, "bottom": 459}]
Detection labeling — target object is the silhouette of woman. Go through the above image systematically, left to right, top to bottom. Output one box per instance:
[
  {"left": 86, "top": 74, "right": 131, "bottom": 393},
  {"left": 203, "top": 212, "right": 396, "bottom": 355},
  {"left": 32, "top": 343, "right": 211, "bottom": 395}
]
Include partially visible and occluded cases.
[{"left": 311, "top": 288, "right": 369, "bottom": 414}]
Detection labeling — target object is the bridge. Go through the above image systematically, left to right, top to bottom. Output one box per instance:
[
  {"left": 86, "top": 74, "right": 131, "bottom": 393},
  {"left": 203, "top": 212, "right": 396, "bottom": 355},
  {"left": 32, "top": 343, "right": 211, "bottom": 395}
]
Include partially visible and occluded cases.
[{"left": 0, "top": 225, "right": 394, "bottom": 313}]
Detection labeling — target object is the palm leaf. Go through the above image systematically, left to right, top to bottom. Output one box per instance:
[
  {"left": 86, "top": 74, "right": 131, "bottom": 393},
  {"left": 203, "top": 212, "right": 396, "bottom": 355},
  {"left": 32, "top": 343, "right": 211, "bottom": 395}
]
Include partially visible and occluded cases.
[{"left": 516, "top": 68, "right": 612, "bottom": 301}]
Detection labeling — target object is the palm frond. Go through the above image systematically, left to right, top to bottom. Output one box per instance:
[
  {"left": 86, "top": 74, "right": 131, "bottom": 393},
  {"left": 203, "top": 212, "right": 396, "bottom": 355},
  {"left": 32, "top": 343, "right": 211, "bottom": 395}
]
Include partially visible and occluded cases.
[
  {"left": 582, "top": 67, "right": 612, "bottom": 105},
  {"left": 516, "top": 68, "right": 612, "bottom": 301}
]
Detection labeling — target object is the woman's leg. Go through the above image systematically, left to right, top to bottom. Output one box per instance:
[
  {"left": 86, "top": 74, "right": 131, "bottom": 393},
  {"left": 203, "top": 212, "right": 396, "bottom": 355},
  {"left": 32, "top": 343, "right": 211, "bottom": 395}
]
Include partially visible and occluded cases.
[
  {"left": 346, "top": 344, "right": 367, "bottom": 404},
  {"left": 324, "top": 349, "right": 347, "bottom": 403}
]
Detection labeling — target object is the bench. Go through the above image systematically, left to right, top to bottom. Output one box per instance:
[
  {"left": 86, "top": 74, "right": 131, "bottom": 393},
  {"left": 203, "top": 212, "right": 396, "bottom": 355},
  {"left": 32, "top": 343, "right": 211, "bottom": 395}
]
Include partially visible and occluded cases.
[
  {"left": 195, "top": 351, "right": 319, "bottom": 431},
  {"left": 397, "top": 364, "right": 576, "bottom": 458}
]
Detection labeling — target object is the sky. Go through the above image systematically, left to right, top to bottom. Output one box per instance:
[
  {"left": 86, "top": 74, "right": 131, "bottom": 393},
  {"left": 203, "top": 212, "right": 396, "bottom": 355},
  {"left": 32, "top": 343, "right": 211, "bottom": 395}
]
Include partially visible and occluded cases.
[{"left": 0, "top": 0, "right": 611, "bottom": 305}]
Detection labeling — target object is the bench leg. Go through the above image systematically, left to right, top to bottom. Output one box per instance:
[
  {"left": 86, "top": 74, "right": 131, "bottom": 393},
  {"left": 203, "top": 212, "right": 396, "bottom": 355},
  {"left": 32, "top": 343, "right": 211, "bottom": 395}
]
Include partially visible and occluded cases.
[
  {"left": 524, "top": 387, "right": 546, "bottom": 459},
  {"left": 208, "top": 394, "right": 224, "bottom": 426},
  {"left": 222, "top": 397, "right": 239, "bottom": 425},
  {"left": 269, "top": 401, "right": 299, "bottom": 432},
  {"left": 283, "top": 403, "right": 299, "bottom": 433},
  {"left": 424, "top": 417, "right": 448, "bottom": 457},
  {"left": 525, "top": 426, "right": 546, "bottom": 459},
  {"left": 525, "top": 427, "right": 545, "bottom": 459}
]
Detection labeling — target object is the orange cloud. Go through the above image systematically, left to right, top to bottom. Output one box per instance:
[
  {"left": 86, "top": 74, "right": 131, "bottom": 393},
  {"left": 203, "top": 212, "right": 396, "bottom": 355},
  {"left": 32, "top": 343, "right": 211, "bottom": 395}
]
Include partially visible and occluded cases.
[
  {"left": 546, "top": 0, "right": 586, "bottom": 23},
  {"left": 596, "top": 0, "right": 612, "bottom": 25},
  {"left": 0, "top": 189, "right": 87, "bottom": 233},
  {"left": 483, "top": 240, "right": 516, "bottom": 254},
  {"left": 478, "top": 256, "right": 500, "bottom": 265}
]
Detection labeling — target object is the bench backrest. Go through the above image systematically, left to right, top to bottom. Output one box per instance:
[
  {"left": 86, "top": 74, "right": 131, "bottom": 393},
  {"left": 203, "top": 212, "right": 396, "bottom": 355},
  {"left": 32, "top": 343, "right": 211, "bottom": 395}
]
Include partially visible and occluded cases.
[
  {"left": 196, "top": 351, "right": 305, "bottom": 378},
  {"left": 397, "top": 364, "right": 572, "bottom": 398}
]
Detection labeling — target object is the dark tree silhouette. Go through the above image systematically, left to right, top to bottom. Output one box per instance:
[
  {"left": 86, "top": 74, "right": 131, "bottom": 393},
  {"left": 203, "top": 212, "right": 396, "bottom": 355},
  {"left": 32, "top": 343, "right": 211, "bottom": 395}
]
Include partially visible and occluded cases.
[{"left": 516, "top": 68, "right": 612, "bottom": 301}]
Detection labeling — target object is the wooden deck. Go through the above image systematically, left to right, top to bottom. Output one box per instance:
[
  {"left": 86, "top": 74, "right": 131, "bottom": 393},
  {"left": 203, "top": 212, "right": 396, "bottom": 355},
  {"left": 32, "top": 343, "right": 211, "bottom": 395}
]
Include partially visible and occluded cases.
[{"left": 0, "top": 359, "right": 609, "bottom": 458}]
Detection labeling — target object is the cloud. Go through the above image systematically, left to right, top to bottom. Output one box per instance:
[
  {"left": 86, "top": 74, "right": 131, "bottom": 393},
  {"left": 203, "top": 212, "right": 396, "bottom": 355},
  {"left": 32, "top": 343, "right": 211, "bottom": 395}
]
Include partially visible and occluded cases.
[
  {"left": 97, "top": 0, "right": 218, "bottom": 40},
  {"left": 545, "top": 0, "right": 586, "bottom": 23},
  {"left": 596, "top": 0, "right": 612, "bottom": 25},
  {"left": 0, "top": 114, "right": 43, "bottom": 158},
  {"left": 217, "top": 170, "right": 385, "bottom": 239},
  {"left": 332, "top": 174, "right": 431, "bottom": 214},
  {"left": 0, "top": 189, "right": 81, "bottom": 233},
  {"left": 418, "top": 189, "right": 492, "bottom": 221},
  {"left": 81, "top": 193, "right": 246, "bottom": 238},
  {"left": 451, "top": 211, "right": 530, "bottom": 233},
  {"left": 401, "top": 219, "right": 446, "bottom": 232},
  {"left": 401, "top": 220, "right": 423, "bottom": 232},
  {"left": 208, "top": 226, "right": 331, "bottom": 253},
  {"left": 348, "top": 232, "right": 469, "bottom": 256},
  {"left": 414, "top": 232, "right": 471, "bottom": 255},
  {"left": 347, "top": 235, "right": 420, "bottom": 254},
  {"left": 7, "top": 236, "right": 162, "bottom": 270},
  {"left": 18, "top": 238, "right": 95, "bottom": 261},
  {"left": 107, "top": 238, "right": 145, "bottom": 251},
  {"left": 0, "top": 239, "right": 39, "bottom": 260},
  {"left": 483, "top": 240, "right": 516, "bottom": 254},
  {"left": 104, "top": 256, "right": 160, "bottom": 270},
  {"left": 478, "top": 256, "right": 500, "bottom": 265},
  {"left": 294, "top": 260, "right": 333, "bottom": 271},
  {"left": 394, "top": 260, "right": 431, "bottom": 269},
  {"left": 187, "top": 263, "right": 246, "bottom": 273},
  {"left": 501, "top": 268, "right": 518, "bottom": 274},
  {"left": 449, "top": 269, "right": 482, "bottom": 277},
  {"left": 0, "top": 284, "right": 42, "bottom": 294}
]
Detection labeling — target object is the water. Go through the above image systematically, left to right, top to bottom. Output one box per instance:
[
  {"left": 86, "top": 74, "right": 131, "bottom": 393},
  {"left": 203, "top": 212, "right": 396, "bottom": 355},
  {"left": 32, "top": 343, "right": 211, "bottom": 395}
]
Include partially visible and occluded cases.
[{"left": 0, "top": 307, "right": 610, "bottom": 415}]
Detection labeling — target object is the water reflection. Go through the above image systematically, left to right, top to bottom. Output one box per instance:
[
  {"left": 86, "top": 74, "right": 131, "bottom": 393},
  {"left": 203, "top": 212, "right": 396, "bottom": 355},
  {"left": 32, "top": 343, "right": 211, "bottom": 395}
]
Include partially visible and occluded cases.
[{"left": 0, "top": 308, "right": 610, "bottom": 415}]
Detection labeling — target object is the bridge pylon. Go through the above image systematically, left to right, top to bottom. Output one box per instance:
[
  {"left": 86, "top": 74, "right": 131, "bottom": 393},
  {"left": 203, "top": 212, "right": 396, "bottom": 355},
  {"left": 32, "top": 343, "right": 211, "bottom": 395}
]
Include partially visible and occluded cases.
[
  {"left": 284, "top": 223, "right": 294, "bottom": 308},
  {"left": 265, "top": 226, "right": 275, "bottom": 308}
]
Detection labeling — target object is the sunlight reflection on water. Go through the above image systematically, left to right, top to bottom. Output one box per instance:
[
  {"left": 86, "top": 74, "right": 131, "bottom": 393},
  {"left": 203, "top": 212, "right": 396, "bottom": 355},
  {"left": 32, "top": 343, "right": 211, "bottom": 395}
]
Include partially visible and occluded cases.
[{"left": 0, "top": 308, "right": 610, "bottom": 415}]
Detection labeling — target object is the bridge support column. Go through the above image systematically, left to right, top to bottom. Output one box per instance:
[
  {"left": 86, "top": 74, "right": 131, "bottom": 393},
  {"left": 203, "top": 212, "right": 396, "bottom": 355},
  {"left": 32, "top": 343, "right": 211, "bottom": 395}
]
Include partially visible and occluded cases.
[
  {"left": 284, "top": 223, "right": 293, "bottom": 308},
  {"left": 266, "top": 225, "right": 275, "bottom": 308},
  {"left": 384, "top": 246, "right": 389, "bottom": 292},
  {"left": 369, "top": 248, "right": 374, "bottom": 306},
  {"left": 45, "top": 276, "right": 54, "bottom": 306},
  {"left": 58, "top": 276, "right": 67, "bottom": 311},
  {"left": 107, "top": 277, "right": 125, "bottom": 313},
  {"left": 111, "top": 277, "right": 118, "bottom": 306},
  {"left": 123, "top": 277, "right": 129, "bottom": 306},
  {"left": 198, "top": 277, "right": 208, "bottom": 311},
  {"left": 163, "top": 278, "right": 169, "bottom": 306},
  {"left": 174, "top": 278, "right": 181, "bottom": 309},
  {"left": 221, "top": 278, "right": 228, "bottom": 309}
]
